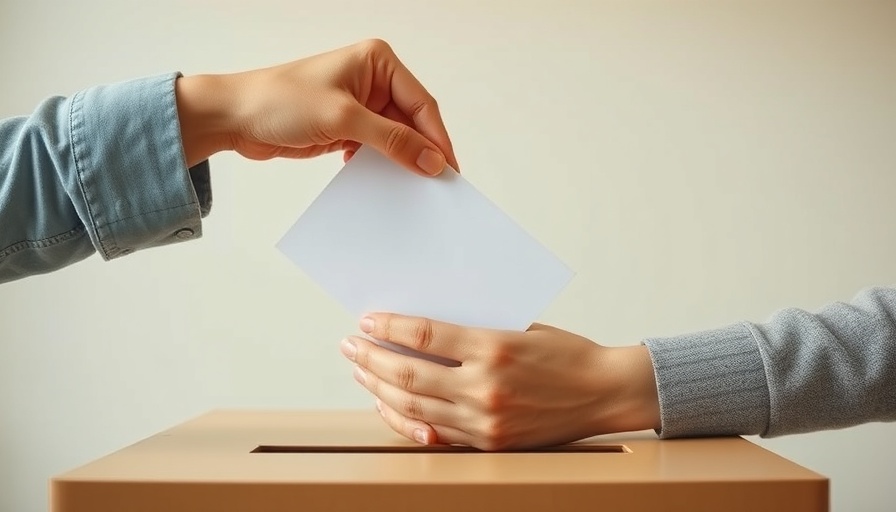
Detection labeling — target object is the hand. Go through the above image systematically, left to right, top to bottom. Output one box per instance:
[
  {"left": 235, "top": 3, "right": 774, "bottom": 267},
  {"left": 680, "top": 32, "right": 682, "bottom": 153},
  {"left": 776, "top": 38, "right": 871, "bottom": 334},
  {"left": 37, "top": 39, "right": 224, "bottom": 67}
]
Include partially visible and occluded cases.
[
  {"left": 174, "top": 39, "right": 458, "bottom": 175},
  {"left": 340, "top": 314, "right": 661, "bottom": 451}
]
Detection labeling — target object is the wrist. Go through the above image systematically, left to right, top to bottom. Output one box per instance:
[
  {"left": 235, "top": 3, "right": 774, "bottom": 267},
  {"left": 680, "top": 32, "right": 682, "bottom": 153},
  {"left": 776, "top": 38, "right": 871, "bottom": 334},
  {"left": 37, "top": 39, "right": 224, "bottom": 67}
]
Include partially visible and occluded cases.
[
  {"left": 175, "top": 74, "right": 235, "bottom": 167},
  {"left": 594, "top": 345, "right": 661, "bottom": 434}
]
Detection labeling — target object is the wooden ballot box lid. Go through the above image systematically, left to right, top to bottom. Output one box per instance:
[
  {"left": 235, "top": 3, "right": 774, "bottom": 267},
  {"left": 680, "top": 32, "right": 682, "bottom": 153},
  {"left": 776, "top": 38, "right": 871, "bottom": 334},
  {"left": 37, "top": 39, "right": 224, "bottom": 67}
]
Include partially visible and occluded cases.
[{"left": 51, "top": 410, "right": 828, "bottom": 512}]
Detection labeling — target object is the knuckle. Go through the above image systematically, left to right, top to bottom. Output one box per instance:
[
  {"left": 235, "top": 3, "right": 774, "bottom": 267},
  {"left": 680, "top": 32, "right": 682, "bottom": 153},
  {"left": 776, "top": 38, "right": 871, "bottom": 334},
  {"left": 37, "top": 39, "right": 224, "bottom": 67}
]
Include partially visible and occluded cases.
[
  {"left": 358, "top": 38, "right": 392, "bottom": 56},
  {"left": 409, "top": 95, "right": 437, "bottom": 118},
  {"left": 384, "top": 123, "right": 411, "bottom": 155},
  {"left": 379, "top": 313, "right": 398, "bottom": 341},
  {"left": 411, "top": 319, "right": 435, "bottom": 352},
  {"left": 483, "top": 339, "right": 515, "bottom": 369},
  {"left": 353, "top": 344, "right": 370, "bottom": 367},
  {"left": 396, "top": 364, "right": 417, "bottom": 391},
  {"left": 365, "top": 374, "right": 378, "bottom": 394},
  {"left": 477, "top": 384, "right": 508, "bottom": 413},
  {"left": 401, "top": 397, "right": 424, "bottom": 419},
  {"left": 479, "top": 418, "right": 509, "bottom": 451}
]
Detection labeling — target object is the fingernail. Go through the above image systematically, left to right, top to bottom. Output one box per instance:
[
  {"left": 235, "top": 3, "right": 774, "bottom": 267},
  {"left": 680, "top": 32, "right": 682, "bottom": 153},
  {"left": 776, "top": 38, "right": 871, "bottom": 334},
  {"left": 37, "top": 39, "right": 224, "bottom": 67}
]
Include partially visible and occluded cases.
[
  {"left": 416, "top": 148, "right": 444, "bottom": 175},
  {"left": 360, "top": 317, "right": 375, "bottom": 333},
  {"left": 340, "top": 338, "right": 356, "bottom": 361},
  {"left": 353, "top": 366, "right": 366, "bottom": 385},
  {"left": 375, "top": 398, "right": 384, "bottom": 416},
  {"left": 413, "top": 428, "right": 428, "bottom": 444}
]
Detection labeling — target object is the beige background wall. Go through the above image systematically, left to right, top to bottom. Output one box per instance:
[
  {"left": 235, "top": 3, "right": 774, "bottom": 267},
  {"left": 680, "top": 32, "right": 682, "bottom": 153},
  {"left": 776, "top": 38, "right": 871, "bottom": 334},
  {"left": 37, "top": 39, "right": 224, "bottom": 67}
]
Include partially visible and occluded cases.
[{"left": 1, "top": 1, "right": 894, "bottom": 510}]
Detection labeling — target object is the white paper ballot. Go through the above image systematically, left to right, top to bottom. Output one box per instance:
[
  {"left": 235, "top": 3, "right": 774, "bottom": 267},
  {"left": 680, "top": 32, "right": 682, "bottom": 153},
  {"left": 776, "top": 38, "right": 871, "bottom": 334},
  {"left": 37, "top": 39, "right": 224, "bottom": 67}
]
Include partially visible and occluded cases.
[{"left": 277, "top": 145, "right": 573, "bottom": 356}]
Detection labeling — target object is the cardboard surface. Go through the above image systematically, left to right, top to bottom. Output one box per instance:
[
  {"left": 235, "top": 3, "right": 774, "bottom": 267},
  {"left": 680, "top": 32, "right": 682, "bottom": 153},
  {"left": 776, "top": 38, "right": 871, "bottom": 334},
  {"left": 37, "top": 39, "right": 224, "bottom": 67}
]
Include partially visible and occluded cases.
[{"left": 51, "top": 410, "right": 828, "bottom": 512}]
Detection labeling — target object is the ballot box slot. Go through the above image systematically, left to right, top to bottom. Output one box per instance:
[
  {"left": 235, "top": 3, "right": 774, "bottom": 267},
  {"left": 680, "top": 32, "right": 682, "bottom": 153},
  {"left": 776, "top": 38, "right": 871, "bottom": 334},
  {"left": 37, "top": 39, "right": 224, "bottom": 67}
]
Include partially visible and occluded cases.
[{"left": 251, "top": 444, "right": 629, "bottom": 453}]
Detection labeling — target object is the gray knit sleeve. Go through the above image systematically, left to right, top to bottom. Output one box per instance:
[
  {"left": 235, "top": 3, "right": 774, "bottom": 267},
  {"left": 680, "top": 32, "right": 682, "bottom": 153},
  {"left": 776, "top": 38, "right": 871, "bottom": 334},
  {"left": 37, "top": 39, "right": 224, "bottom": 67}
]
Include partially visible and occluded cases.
[{"left": 643, "top": 286, "right": 896, "bottom": 438}]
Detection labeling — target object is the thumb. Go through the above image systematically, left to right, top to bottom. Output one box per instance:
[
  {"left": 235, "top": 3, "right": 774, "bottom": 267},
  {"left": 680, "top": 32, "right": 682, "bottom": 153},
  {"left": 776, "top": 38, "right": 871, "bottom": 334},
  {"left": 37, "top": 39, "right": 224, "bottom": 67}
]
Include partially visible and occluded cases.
[{"left": 347, "top": 105, "right": 447, "bottom": 176}]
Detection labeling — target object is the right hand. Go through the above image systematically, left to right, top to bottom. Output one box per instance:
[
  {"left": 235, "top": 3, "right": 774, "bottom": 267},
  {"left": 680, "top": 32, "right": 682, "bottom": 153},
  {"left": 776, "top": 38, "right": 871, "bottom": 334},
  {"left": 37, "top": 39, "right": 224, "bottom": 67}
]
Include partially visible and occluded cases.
[
  {"left": 175, "top": 39, "right": 458, "bottom": 175},
  {"left": 341, "top": 314, "right": 661, "bottom": 451}
]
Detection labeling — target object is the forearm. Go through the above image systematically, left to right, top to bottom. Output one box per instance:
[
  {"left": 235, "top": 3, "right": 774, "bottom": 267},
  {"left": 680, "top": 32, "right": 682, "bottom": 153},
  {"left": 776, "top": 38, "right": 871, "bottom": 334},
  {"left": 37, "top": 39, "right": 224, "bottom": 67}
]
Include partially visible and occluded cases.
[
  {"left": 0, "top": 73, "right": 212, "bottom": 284},
  {"left": 0, "top": 97, "right": 96, "bottom": 281},
  {"left": 644, "top": 286, "right": 896, "bottom": 438},
  {"left": 755, "top": 286, "right": 896, "bottom": 435}
]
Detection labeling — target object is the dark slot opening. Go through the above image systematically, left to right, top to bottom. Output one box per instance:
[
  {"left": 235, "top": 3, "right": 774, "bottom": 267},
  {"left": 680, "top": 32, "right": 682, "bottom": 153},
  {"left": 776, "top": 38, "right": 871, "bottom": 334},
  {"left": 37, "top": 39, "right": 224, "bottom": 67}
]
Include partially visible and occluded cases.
[{"left": 251, "top": 444, "right": 629, "bottom": 454}]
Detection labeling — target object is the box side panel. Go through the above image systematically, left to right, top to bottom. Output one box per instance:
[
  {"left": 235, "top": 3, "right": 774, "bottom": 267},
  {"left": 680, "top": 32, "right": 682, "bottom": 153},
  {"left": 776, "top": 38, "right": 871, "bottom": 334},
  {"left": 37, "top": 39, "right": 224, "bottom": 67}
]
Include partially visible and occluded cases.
[{"left": 49, "top": 480, "right": 828, "bottom": 512}]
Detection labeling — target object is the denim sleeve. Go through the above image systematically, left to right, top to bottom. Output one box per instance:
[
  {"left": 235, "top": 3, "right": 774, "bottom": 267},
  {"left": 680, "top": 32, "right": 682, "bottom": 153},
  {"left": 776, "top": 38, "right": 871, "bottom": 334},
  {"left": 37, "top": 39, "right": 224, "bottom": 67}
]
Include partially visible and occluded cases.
[{"left": 0, "top": 72, "right": 212, "bottom": 284}]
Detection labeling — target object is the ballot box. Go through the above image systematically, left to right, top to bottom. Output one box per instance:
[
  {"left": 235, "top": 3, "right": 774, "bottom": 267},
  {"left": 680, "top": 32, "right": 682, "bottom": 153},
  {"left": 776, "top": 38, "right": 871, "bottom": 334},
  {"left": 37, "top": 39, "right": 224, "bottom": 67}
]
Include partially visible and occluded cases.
[{"left": 50, "top": 410, "right": 828, "bottom": 512}]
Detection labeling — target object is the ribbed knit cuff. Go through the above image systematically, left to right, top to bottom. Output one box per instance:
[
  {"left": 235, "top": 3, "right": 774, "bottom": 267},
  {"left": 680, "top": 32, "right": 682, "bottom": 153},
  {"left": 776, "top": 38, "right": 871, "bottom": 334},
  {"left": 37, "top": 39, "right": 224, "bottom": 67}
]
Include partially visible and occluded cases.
[{"left": 643, "top": 323, "right": 770, "bottom": 438}]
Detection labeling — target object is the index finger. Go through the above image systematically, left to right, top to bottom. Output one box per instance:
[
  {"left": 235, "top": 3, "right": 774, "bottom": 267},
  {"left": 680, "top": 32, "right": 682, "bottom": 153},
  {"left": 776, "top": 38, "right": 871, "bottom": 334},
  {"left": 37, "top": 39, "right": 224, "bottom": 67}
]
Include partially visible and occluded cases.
[
  {"left": 388, "top": 59, "right": 460, "bottom": 172},
  {"left": 359, "top": 313, "right": 477, "bottom": 361}
]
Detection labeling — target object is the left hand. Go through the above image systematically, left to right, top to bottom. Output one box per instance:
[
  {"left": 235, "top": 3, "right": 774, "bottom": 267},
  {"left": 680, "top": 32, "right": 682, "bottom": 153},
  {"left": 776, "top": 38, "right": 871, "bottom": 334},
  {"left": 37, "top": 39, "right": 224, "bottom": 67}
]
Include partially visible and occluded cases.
[{"left": 340, "top": 313, "right": 660, "bottom": 451}]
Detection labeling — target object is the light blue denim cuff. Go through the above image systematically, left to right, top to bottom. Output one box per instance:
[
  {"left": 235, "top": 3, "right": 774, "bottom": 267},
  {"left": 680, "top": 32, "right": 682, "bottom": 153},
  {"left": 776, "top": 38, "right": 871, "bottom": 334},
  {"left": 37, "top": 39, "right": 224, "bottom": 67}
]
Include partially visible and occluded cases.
[{"left": 66, "top": 72, "right": 211, "bottom": 260}]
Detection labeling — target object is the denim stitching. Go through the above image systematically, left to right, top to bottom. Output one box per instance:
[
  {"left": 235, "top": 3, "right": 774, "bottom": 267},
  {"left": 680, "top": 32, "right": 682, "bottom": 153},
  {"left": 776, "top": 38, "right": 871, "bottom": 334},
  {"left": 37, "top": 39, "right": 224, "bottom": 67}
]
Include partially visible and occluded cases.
[
  {"left": 69, "top": 91, "right": 110, "bottom": 257},
  {"left": 103, "top": 201, "right": 199, "bottom": 227},
  {"left": 0, "top": 225, "right": 88, "bottom": 259}
]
